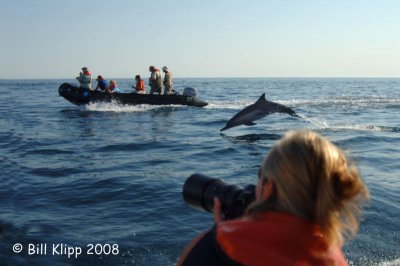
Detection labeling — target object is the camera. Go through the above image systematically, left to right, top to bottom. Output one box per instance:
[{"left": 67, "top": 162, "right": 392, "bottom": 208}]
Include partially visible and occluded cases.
[{"left": 182, "top": 173, "right": 256, "bottom": 220}]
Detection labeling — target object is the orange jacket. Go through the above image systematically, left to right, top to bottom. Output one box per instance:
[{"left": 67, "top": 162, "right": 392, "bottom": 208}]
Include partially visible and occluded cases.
[
  {"left": 136, "top": 80, "right": 145, "bottom": 91},
  {"left": 216, "top": 212, "right": 347, "bottom": 266}
]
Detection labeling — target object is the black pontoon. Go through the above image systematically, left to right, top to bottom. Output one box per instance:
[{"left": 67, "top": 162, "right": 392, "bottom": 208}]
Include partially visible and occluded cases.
[{"left": 58, "top": 83, "right": 208, "bottom": 107}]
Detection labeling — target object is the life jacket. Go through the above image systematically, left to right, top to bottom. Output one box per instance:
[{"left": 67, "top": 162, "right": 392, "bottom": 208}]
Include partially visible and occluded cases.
[
  {"left": 136, "top": 80, "right": 145, "bottom": 91},
  {"left": 109, "top": 82, "right": 117, "bottom": 90},
  {"left": 216, "top": 212, "right": 347, "bottom": 266}
]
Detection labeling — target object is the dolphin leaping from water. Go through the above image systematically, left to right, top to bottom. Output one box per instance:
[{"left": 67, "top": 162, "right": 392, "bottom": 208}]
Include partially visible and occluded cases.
[{"left": 220, "top": 93, "right": 300, "bottom": 131}]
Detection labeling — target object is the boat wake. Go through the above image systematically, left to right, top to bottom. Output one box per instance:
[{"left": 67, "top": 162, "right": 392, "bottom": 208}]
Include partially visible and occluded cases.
[
  {"left": 279, "top": 95, "right": 400, "bottom": 109},
  {"left": 205, "top": 100, "right": 253, "bottom": 110},
  {"left": 82, "top": 101, "right": 184, "bottom": 113},
  {"left": 304, "top": 116, "right": 400, "bottom": 133},
  {"left": 327, "top": 125, "right": 400, "bottom": 133}
]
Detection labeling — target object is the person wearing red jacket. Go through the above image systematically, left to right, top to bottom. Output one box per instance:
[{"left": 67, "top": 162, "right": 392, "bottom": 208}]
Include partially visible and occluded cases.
[
  {"left": 133, "top": 75, "right": 146, "bottom": 94},
  {"left": 178, "top": 130, "right": 369, "bottom": 266}
]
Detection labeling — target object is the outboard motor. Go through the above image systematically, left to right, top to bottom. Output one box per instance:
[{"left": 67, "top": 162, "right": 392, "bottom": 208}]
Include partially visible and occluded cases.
[{"left": 183, "top": 87, "right": 197, "bottom": 97}]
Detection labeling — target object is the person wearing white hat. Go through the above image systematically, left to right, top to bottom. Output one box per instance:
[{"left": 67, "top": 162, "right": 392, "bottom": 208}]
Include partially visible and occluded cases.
[{"left": 162, "top": 66, "right": 174, "bottom": 95}]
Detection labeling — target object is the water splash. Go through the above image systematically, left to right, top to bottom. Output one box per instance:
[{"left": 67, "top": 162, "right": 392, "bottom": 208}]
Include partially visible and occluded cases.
[
  {"left": 280, "top": 95, "right": 400, "bottom": 108},
  {"left": 205, "top": 100, "right": 253, "bottom": 110},
  {"left": 82, "top": 101, "right": 183, "bottom": 112},
  {"left": 303, "top": 116, "right": 400, "bottom": 133},
  {"left": 303, "top": 116, "right": 330, "bottom": 129},
  {"left": 329, "top": 125, "right": 400, "bottom": 133},
  {"left": 375, "top": 258, "right": 400, "bottom": 266}
]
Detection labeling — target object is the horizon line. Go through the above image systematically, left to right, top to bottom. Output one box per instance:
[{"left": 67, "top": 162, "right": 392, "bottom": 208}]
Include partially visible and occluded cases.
[{"left": 1, "top": 76, "right": 400, "bottom": 80}]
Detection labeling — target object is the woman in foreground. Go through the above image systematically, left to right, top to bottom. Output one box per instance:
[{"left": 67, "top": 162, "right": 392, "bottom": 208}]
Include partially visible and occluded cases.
[{"left": 178, "top": 130, "right": 369, "bottom": 266}]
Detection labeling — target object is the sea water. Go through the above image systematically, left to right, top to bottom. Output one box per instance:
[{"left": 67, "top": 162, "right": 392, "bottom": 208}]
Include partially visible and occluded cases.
[{"left": 0, "top": 78, "right": 399, "bottom": 265}]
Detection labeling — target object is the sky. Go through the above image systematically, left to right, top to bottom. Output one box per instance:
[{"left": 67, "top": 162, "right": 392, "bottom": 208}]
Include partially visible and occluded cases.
[{"left": 0, "top": 0, "right": 399, "bottom": 79}]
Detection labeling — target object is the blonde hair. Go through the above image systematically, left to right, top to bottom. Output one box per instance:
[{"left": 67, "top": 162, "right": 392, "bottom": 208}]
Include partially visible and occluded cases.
[
  {"left": 109, "top": 80, "right": 117, "bottom": 89},
  {"left": 248, "top": 130, "right": 369, "bottom": 245}
]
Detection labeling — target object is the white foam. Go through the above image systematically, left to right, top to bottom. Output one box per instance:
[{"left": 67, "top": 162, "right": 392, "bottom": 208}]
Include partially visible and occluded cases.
[
  {"left": 280, "top": 96, "right": 400, "bottom": 107},
  {"left": 205, "top": 100, "right": 253, "bottom": 110},
  {"left": 82, "top": 101, "right": 183, "bottom": 113},
  {"left": 303, "top": 116, "right": 330, "bottom": 129},
  {"left": 304, "top": 117, "right": 397, "bottom": 133},
  {"left": 331, "top": 125, "right": 397, "bottom": 133},
  {"left": 376, "top": 258, "right": 400, "bottom": 266}
]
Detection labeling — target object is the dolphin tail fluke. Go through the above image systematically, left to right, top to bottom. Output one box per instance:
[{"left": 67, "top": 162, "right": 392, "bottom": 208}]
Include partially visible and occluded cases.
[
  {"left": 283, "top": 106, "right": 301, "bottom": 119},
  {"left": 287, "top": 109, "right": 301, "bottom": 118},
  {"left": 292, "top": 113, "right": 301, "bottom": 118},
  {"left": 220, "top": 125, "right": 230, "bottom": 131}
]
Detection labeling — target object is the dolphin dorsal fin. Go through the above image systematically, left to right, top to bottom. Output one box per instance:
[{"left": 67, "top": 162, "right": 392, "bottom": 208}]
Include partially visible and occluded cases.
[{"left": 255, "top": 93, "right": 267, "bottom": 105}]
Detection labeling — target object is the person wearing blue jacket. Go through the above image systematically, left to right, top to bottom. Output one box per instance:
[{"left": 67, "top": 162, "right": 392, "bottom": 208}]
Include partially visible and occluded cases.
[{"left": 95, "top": 75, "right": 108, "bottom": 92}]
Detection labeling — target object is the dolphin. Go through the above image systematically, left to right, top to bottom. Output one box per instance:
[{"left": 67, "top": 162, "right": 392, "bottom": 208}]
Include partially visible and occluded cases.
[{"left": 220, "top": 93, "right": 300, "bottom": 131}]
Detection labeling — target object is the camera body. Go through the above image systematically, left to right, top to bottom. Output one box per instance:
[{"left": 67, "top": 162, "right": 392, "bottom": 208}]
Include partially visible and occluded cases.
[{"left": 182, "top": 173, "right": 256, "bottom": 220}]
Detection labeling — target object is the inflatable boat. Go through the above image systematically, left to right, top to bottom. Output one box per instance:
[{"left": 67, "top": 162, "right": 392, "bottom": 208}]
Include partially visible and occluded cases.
[{"left": 58, "top": 83, "right": 208, "bottom": 107}]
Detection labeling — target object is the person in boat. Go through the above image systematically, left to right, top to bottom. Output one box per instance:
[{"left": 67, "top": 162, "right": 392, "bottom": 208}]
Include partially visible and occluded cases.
[
  {"left": 148, "top": 66, "right": 163, "bottom": 95},
  {"left": 162, "top": 66, "right": 174, "bottom": 95},
  {"left": 76, "top": 67, "right": 93, "bottom": 90},
  {"left": 95, "top": 75, "right": 108, "bottom": 92},
  {"left": 132, "top": 75, "right": 146, "bottom": 94},
  {"left": 106, "top": 80, "right": 121, "bottom": 94},
  {"left": 178, "top": 130, "right": 369, "bottom": 266}
]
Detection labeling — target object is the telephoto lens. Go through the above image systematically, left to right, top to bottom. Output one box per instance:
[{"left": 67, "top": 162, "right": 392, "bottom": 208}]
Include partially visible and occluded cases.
[{"left": 182, "top": 173, "right": 256, "bottom": 220}]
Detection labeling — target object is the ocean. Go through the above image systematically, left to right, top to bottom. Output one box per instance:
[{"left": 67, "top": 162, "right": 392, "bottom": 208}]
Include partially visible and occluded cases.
[{"left": 0, "top": 78, "right": 399, "bottom": 266}]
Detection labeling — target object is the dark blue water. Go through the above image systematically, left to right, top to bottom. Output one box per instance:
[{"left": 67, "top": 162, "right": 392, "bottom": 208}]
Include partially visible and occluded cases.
[{"left": 0, "top": 78, "right": 399, "bottom": 265}]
